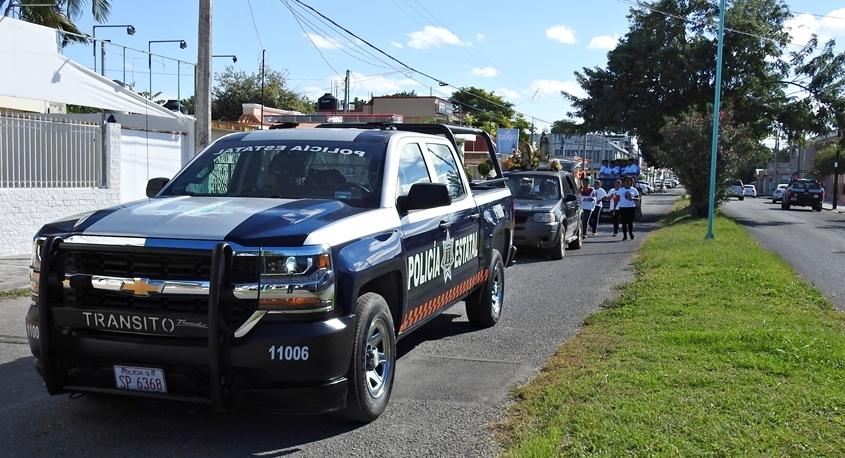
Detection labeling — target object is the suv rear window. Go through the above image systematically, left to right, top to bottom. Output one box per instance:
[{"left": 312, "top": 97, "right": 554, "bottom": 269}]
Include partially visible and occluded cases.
[{"left": 790, "top": 180, "right": 822, "bottom": 190}]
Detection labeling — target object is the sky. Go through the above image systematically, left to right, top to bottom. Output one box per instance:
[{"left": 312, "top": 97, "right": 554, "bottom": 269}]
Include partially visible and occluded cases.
[{"left": 59, "top": 0, "right": 845, "bottom": 130}]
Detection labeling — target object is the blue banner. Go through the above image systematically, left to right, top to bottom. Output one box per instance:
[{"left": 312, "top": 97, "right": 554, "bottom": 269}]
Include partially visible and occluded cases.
[{"left": 496, "top": 128, "right": 520, "bottom": 156}]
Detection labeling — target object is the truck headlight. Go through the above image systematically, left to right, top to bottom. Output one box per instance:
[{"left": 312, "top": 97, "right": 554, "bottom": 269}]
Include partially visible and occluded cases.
[
  {"left": 532, "top": 213, "right": 556, "bottom": 223},
  {"left": 31, "top": 238, "right": 43, "bottom": 271},
  {"left": 258, "top": 246, "right": 334, "bottom": 313}
]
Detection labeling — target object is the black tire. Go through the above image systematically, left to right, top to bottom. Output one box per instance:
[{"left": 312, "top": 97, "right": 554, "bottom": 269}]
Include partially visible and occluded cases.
[
  {"left": 739, "top": 196, "right": 744, "bottom": 201},
  {"left": 772, "top": 199, "right": 777, "bottom": 204},
  {"left": 782, "top": 203, "right": 790, "bottom": 210},
  {"left": 814, "top": 204, "right": 823, "bottom": 212},
  {"left": 567, "top": 221, "right": 583, "bottom": 250},
  {"left": 549, "top": 226, "right": 565, "bottom": 260},
  {"left": 465, "top": 249, "right": 504, "bottom": 328},
  {"left": 341, "top": 292, "right": 396, "bottom": 423}
]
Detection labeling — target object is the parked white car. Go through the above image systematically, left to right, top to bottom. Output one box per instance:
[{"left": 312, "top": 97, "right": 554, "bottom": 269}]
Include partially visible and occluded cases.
[
  {"left": 727, "top": 180, "right": 745, "bottom": 200},
  {"left": 636, "top": 181, "right": 653, "bottom": 194},
  {"left": 772, "top": 183, "right": 788, "bottom": 203},
  {"left": 743, "top": 184, "right": 757, "bottom": 198}
]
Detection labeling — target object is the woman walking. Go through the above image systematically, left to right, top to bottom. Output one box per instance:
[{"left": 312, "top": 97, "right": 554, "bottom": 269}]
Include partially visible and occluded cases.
[
  {"left": 617, "top": 177, "right": 640, "bottom": 241},
  {"left": 606, "top": 180, "right": 622, "bottom": 236},
  {"left": 579, "top": 182, "right": 596, "bottom": 239}
]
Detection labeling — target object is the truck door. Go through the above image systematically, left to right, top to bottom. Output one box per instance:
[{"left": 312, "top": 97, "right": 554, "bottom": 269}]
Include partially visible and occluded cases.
[
  {"left": 397, "top": 142, "right": 451, "bottom": 332},
  {"left": 422, "top": 142, "right": 481, "bottom": 297}
]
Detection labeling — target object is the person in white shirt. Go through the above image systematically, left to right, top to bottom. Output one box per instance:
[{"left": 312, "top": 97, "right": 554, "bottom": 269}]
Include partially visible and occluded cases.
[
  {"left": 623, "top": 159, "right": 640, "bottom": 175},
  {"left": 599, "top": 160, "right": 613, "bottom": 176},
  {"left": 617, "top": 177, "right": 640, "bottom": 240},
  {"left": 589, "top": 180, "right": 607, "bottom": 235},
  {"left": 606, "top": 180, "right": 622, "bottom": 236},
  {"left": 579, "top": 183, "right": 596, "bottom": 239}
]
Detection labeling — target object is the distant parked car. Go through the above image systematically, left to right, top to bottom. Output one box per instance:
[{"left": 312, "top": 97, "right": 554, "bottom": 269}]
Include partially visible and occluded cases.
[
  {"left": 782, "top": 179, "right": 824, "bottom": 211},
  {"left": 727, "top": 180, "right": 745, "bottom": 200},
  {"left": 636, "top": 181, "right": 653, "bottom": 194},
  {"left": 772, "top": 183, "right": 788, "bottom": 203},
  {"left": 743, "top": 184, "right": 757, "bottom": 198}
]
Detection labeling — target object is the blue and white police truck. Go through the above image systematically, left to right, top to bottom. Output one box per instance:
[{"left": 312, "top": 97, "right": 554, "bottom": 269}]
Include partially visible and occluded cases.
[{"left": 26, "top": 123, "right": 515, "bottom": 422}]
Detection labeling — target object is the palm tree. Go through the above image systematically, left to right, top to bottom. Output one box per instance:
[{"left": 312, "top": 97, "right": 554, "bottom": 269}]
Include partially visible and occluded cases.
[{"left": 2, "top": 0, "right": 112, "bottom": 43}]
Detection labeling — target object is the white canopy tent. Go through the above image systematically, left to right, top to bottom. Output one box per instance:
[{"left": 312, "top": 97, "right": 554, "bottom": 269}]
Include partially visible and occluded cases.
[{"left": 0, "top": 17, "right": 188, "bottom": 120}]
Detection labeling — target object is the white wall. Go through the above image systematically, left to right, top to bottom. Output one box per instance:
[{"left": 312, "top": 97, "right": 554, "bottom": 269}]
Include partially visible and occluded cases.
[
  {"left": 0, "top": 124, "right": 121, "bottom": 256},
  {"left": 119, "top": 129, "right": 185, "bottom": 202}
]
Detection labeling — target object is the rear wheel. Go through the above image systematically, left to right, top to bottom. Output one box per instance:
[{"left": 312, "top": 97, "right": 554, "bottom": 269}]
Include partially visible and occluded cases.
[
  {"left": 739, "top": 196, "right": 745, "bottom": 201},
  {"left": 782, "top": 202, "right": 790, "bottom": 210},
  {"left": 814, "top": 204, "right": 823, "bottom": 212},
  {"left": 567, "top": 222, "right": 583, "bottom": 250},
  {"left": 465, "top": 249, "right": 504, "bottom": 328},
  {"left": 341, "top": 293, "right": 396, "bottom": 423}
]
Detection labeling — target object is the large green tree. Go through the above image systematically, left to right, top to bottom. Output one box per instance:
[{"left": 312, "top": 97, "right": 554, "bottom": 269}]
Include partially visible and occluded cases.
[
  {"left": 2, "top": 0, "right": 111, "bottom": 43},
  {"left": 566, "top": 0, "right": 790, "bottom": 166},
  {"left": 212, "top": 66, "right": 314, "bottom": 121},
  {"left": 451, "top": 87, "right": 515, "bottom": 130}
]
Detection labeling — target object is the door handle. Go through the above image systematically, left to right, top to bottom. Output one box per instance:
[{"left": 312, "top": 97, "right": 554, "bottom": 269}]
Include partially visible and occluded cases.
[
  {"left": 469, "top": 212, "right": 481, "bottom": 221},
  {"left": 439, "top": 219, "right": 451, "bottom": 229}
]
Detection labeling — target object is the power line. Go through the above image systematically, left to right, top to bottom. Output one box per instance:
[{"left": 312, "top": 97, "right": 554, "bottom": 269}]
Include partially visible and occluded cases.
[
  {"left": 245, "top": 0, "right": 265, "bottom": 49},
  {"left": 281, "top": 0, "right": 340, "bottom": 74},
  {"left": 288, "top": 0, "right": 552, "bottom": 125}
]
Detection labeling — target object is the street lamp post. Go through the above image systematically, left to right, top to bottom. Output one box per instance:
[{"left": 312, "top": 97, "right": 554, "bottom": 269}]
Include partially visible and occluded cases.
[
  {"left": 705, "top": 0, "right": 727, "bottom": 240},
  {"left": 92, "top": 24, "right": 135, "bottom": 75},
  {"left": 148, "top": 40, "right": 187, "bottom": 111},
  {"left": 212, "top": 54, "right": 238, "bottom": 64}
]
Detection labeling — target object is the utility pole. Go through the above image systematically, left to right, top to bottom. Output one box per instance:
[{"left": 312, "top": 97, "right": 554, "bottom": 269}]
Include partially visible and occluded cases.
[
  {"left": 195, "top": 0, "right": 212, "bottom": 154},
  {"left": 705, "top": 0, "right": 727, "bottom": 240},
  {"left": 100, "top": 40, "right": 109, "bottom": 77},
  {"left": 260, "top": 49, "right": 266, "bottom": 128},
  {"left": 344, "top": 69, "right": 350, "bottom": 113},
  {"left": 835, "top": 129, "right": 842, "bottom": 210},
  {"left": 582, "top": 131, "right": 588, "bottom": 181},
  {"left": 773, "top": 132, "right": 780, "bottom": 192}
]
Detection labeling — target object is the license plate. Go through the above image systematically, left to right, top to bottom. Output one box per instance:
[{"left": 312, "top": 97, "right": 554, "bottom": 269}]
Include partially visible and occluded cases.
[
  {"left": 813, "top": 194, "right": 819, "bottom": 198},
  {"left": 113, "top": 365, "right": 168, "bottom": 394}
]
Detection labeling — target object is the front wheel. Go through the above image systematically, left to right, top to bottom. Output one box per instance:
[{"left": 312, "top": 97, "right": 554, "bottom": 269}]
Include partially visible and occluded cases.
[
  {"left": 814, "top": 204, "right": 823, "bottom": 212},
  {"left": 549, "top": 226, "right": 565, "bottom": 260},
  {"left": 465, "top": 249, "right": 504, "bottom": 328},
  {"left": 341, "top": 292, "right": 396, "bottom": 423}
]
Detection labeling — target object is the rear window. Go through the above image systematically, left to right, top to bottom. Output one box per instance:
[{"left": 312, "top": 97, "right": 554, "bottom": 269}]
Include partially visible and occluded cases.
[
  {"left": 163, "top": 140, "right": 386, "bottom": 208},
  {"left": 790, "top": 180, "right": 822, "bottom": 190}
]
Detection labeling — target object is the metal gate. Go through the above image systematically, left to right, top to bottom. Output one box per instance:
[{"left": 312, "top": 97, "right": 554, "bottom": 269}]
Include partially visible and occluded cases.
[{"left": 0, "top": 112, "right": 103, "bottom": 188}]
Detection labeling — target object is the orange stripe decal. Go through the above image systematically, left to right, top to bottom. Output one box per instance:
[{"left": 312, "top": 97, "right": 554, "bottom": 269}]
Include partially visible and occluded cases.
[{"left": 399, "top": 268, "right": 491, "bottom": 332}]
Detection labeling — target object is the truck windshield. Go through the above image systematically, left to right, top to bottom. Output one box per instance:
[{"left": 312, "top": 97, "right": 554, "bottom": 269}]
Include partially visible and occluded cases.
[
  {"left": 162, "top": 140, "right": 386, "bottom": 208},
  {"left": 507, "top": 175, "right": 561, "bottom": 201}
]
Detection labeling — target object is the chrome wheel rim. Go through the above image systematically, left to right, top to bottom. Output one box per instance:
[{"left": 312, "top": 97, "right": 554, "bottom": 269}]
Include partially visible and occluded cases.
[
  {"left": 490, "top": 266, "right": 503, "bottom": 317},
  {"left": 364, "top": 317, "right": 392, "bottom": 398}
]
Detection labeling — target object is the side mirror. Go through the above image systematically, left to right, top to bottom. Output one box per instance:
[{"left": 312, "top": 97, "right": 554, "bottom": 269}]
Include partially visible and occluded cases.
[
  {"left": 146, "top": 177, "right": 170, "bottom": 198},
  {"left": 397, "top": 183, "right": 451, "bottom": 213},
  {"left": 564, "top": 194, "right": 578, "bottom": 203}
]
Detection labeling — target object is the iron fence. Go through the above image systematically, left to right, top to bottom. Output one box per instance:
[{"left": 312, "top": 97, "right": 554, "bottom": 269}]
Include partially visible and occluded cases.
[{"left": 0, "top": 112, "right": 104, "bottom": 188}]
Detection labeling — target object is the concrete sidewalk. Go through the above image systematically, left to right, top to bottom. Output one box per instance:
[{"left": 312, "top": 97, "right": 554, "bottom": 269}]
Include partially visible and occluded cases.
[
  {"left": 822, "top": 201, "right": 845, "bottom": 214},
  {"left": 0, "top": 256, "right": 29, "bottom": 293}
]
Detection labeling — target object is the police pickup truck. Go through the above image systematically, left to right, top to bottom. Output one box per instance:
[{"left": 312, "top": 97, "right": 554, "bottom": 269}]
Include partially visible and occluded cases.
[{"left": 26, "top": 124, "right": 515, "bottom": 422}]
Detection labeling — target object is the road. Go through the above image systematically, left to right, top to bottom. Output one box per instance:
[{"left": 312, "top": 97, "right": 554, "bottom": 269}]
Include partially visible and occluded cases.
[
  {"left": 0, "top": 189, "right": 681, "bottom": 457},
  {"left": 723, "top": 198, "right": 845, "bottom": 311}
]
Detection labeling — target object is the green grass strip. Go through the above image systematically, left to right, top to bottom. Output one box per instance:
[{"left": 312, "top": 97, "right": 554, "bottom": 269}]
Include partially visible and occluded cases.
[{"left": 497, "top": 213, "right": 845, "bottom": 457}]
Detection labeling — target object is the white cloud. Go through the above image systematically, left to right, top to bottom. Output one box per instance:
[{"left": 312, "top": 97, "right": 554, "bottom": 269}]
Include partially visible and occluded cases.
[
  {"left": 785, "top": 8, "right": 845, "bottom": 45},
  {"left": 407, "top": 25, "right": 467, "bottom": 49},
  {"left": 545, "top": 25, "right": 577, "bottom": 44},
  {"left": 303, "top": 33, "right": 341, "bottom": 50},
  {"left": 475, "top": 33, "right": 487, "bottom": 43},
  {"left": 587, "top": 34, "right": 619, "bottom": 50},
  {"left": 390, "top": 41, "right": 404, "bottom": 49},
  {"left": 471, "top": 67, "right": 498, "bottom": 77},
  {"left": 529, "top": 79, "right": 586, "bottom": 98},
  {"left": 497, "top": 88, "right": 521, "bottom": 101}
]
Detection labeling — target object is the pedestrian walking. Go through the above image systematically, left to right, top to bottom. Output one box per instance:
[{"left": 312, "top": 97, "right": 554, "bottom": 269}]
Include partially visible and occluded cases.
[
  {"left": 617, "top": 177, "right": 640, "bottom": 241},
  {"left": 606, "top": 179, "right": 622, "bottom": 236},
  {"left": 589, "top": 180, "right": 607, "bottom": 235},
  {"left": 579, "top": 182, "right": 596, "bottom": 239}
]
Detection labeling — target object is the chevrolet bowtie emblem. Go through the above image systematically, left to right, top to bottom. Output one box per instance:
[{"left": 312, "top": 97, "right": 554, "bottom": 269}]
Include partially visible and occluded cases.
[{"left": 120, "top": 278, "right": 164, "bottom": 296}]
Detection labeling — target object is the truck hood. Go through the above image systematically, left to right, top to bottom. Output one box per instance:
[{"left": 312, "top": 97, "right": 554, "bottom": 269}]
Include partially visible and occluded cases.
[{"left": 42, "top": 196, "right": 369, "bottom": 246}]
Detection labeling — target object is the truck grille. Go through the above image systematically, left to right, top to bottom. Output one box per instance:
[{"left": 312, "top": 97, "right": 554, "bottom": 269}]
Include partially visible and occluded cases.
[
  {"left": 514, "top": 212, "right": 530, "bottom": 224},
  {"left": 58, "top": 247, "right": 260, "bottom": 334}
]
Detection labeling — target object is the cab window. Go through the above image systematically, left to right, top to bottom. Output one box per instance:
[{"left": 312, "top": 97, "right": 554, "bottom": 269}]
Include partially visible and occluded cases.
[
  {"left": 396, "top": 143, "right": 431, "bottom": 197},
  {"left": 424, "top": 143, "right": 466, "bottom": 200}
]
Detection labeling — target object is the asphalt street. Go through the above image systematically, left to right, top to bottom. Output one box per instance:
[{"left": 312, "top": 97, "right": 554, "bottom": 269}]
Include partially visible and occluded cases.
[
  {"left": 0, "top": 189, "right": 681, "bottom": 457},
  {"left": 723, "top": 197, "right": 845, "bottom": 310}
]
